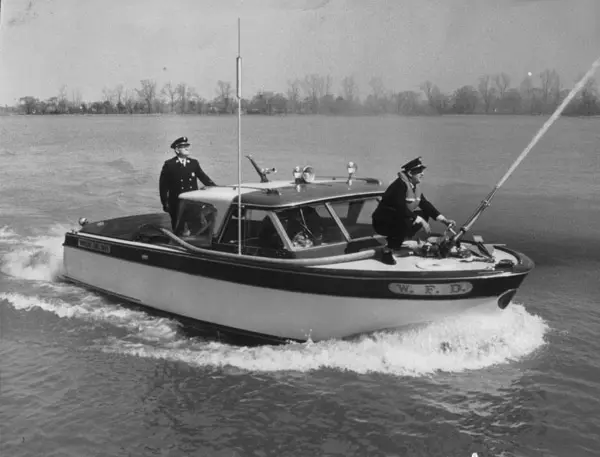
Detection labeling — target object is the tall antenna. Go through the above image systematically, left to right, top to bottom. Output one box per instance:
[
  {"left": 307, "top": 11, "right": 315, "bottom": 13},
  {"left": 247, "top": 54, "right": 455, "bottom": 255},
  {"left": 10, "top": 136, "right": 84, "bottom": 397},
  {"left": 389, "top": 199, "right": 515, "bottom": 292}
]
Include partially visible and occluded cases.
[{"left": 236, "top": 18, "right": 242, "bottom": 255}]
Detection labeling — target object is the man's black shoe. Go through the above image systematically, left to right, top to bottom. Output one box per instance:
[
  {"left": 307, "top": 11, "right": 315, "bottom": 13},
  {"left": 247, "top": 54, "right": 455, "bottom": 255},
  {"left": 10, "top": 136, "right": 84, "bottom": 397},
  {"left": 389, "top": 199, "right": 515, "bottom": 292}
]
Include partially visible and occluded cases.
[{"left": 381, "top": 250, "right": 397, "bottom": 265}]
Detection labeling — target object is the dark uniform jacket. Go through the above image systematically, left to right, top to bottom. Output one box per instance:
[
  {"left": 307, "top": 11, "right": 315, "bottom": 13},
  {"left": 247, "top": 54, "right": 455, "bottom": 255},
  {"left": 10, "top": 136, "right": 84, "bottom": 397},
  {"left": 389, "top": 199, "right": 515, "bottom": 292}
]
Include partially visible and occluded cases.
[
  {"left": 159, "top": 156, "right": 216, "bottom": 226},
  {"left": 372, "top": 172, "right": 440, "bottom": 237}
]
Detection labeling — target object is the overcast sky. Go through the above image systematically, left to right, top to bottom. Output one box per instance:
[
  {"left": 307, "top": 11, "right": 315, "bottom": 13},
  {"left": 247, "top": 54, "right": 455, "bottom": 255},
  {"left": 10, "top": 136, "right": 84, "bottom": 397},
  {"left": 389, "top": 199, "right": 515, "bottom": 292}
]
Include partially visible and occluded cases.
[{"left": 0, "top": 0, "right": 598, "bottom": 104}]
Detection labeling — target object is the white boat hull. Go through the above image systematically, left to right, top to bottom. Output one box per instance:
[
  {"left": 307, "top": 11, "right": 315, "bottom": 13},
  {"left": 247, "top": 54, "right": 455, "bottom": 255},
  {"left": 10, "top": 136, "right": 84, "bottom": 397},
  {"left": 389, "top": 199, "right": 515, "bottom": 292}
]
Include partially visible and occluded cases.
[{"left": 63, "top": 246, "right": 505, "bottom": 342}]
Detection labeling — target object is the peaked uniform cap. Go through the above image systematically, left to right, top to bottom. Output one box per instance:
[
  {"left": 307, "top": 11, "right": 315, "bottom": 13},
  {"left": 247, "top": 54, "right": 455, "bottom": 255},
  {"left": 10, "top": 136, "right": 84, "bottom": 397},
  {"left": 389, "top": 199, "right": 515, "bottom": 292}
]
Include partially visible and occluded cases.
[
  {"left": 171, "top": 136, "right": 191, "bottom": 149},
  {"left": 401, "top": 156, "right": 427, "bottom": 173}
]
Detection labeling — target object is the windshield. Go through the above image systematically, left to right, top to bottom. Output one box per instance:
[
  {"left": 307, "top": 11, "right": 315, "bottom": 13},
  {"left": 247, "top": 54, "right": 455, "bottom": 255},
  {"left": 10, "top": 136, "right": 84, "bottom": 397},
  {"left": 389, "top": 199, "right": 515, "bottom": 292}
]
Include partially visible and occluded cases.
[
  {"left": 328, "top": 198, "right": 379, "bottom": 239},
  {"left": 216, "top": 200, "right": 378, "bottom": 254},
  {"left": 275, "top": 204, "right": 345, "bottom": 248}
]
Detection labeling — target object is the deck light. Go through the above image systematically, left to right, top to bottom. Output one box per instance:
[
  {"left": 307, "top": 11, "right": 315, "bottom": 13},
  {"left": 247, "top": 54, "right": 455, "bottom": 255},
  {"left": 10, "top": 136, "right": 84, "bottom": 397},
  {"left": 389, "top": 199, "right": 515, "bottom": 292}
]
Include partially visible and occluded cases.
[
  {"left": 347, "top": 161, "right": 358, "bottom": 176},
  {"left": 347, "top": 161, "right": 358, "bottom": 184},
  {"left": 293, "top": 165, "right": 316, "bottom": 184},
  {"left": 293, "top": 166, "right": 303, "bottom": 180},
  {"left": 302, "top": 166, "right": 315, "bottom": 183},
  {"left": 78, "top": 217, "right": 89, "bottom": 226}
]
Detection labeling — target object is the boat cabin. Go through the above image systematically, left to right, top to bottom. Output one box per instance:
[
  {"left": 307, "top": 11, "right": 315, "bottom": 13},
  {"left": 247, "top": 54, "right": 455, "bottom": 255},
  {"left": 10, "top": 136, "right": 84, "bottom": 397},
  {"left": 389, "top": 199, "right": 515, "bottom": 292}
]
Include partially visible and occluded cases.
[
  {"left": 75, "top": 161, "right": 389, "bottom": 259},
  {"left": 173, "top": 177, "right": 386, "bottom": 258}
]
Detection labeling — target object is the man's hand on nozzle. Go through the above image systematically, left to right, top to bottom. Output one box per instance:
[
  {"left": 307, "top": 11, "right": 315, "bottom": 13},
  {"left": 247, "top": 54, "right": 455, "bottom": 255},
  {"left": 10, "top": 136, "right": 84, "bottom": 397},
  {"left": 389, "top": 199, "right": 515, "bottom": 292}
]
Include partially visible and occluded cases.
[
  {"left": 162, "top": 203, "right": 169, "bottom": 213},
  {"left": 436, "top": 215, "right": 456, "bottom": 228}
]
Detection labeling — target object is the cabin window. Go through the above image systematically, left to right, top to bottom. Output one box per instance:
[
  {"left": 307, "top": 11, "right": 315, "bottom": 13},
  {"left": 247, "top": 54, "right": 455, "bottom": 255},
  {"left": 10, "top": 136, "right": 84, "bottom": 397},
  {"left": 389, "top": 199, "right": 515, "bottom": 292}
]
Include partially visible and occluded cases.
[
  {"left": 329, "top": 198, "right": 379, "bottom": 240},
  {"left": 175, "top": 201, "right": 218, "bottom": 246},
  {"left": 275, "top": 204, "right": 345, "bottom": 248},
  {"left": 219, "top": 208, "right": 284, "bottom": 249}
]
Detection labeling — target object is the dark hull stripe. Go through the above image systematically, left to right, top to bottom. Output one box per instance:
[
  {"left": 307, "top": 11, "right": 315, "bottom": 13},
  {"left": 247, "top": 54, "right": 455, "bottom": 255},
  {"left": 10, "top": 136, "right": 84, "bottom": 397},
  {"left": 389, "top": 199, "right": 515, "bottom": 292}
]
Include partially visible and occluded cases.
[{"left": 64, "top": 233, "right": 532, "bottom": 300}]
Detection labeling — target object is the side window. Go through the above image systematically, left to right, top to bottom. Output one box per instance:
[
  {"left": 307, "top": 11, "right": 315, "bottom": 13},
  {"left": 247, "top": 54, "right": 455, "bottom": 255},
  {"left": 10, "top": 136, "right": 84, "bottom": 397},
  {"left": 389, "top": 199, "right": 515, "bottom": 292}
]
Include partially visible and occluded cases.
[
  {"left": 329, "top": 198, "right": 378, "bottom": 239},
  {"left": 175, "top": 201, "right": 217, "bottom": 239},
  {"left": 276, "top": 204, "right": 345, "bottom": 248},
  {"left": 219, "top": 207, "right": 283, "bottom": 249}
]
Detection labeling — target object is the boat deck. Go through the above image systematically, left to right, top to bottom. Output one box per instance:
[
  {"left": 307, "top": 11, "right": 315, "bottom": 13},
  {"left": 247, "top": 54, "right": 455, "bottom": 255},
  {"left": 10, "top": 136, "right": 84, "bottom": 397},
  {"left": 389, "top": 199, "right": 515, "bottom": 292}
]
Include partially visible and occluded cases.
[
  {"left": 74, "top": 211, "right": 526, "bottom": 275},
  {"left": 316, "top": 240, "right": 517, "bottom": 273}
]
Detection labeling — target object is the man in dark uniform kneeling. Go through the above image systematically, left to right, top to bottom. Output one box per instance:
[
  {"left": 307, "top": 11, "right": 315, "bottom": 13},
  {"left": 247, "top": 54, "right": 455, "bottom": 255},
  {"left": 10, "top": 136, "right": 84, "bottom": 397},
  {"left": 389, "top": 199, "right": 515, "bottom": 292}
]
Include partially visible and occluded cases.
[
  {"left": 159, "top": 136, "right": 217, "bottom": 230},
  {"left": 372, "top": 157, "right": 455, "bottom": 265}
]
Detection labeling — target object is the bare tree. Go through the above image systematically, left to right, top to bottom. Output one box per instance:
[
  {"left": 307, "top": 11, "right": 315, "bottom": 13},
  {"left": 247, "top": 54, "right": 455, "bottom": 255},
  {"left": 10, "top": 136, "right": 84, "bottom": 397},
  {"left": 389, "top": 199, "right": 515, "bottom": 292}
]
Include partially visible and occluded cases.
[
  {"left": 539, "top": 69, "right": 560, "bottom": 112},
  {"left": 539, "top": 70, "right": 552, "bottom": 108},
  {"left": 550, "top": 72, "right": 561, "bottom": 108},
  {"left": 493, "top": 73, "right": 511, "bottom": 100},
  {"left": 301, "top": 74, "right": 327, "bottom": 113},
  {"left": 575, "top": 74, "right": 598, "bottom": 115},
  {"left": 323, "top": 75, "right": 333, "bottom": 97},
  {"left": 341, "top": 75, "right": 358, "bottom": 103},
  {"left": 477, "top": 75, "right": 496, "bottom": 113},
  {"left": 519, "top": 75, "right": 536, "bottom": 114},
  {"left": 580, "top": 75, "right": 598, "bottom": 99},
  {"left": 365, "top": 77, "right": 389, "bottom": 113},
  {"left": 369, "top": 77, "right": 385, "bottom": 100},
  {"left": 136, "top": 79, "right": 157, "bottom": 113},
  {"left": 286, "top": 79, "right": 301, "bottom": 113},
  {"left": 216, "top": 80, "right": 232, "bottom": 113},
  {"left": 420, "top": 80, "right": 443, "bottom": 113},
  {"left": 420, "top": 81, "right": 433, "bottom": 100},
  {"left": 162, "top": 82, "right": 177, "bottom": 113},
  {"left": 175, "top": 82, "right": 187, "bottom": 114},
  {"left": 176, "top": 83, "right": 197, "bottom": 114},
  {"left": 114, "top": 84, "right": 124, "bottom": 112},
  {"left": 58, "top": 85, "right": 68, "bottom": 114},
  {"left": 453, "top": 85, "right": 479, "bottom": 114},
  {"left": 102, "top": 87, "right": 115, "bottom": 113},
  {"left": 187, "top": 87, "right": 200, "bottom": 114},
  {"left": 502, "top": 88, "right": 522, "bottom": 114},
  {"left": 71, "top": 89, "right": 82, "bottom": 112},
  {"left": 123, "top": 89, "right": 136, "bottom": 114},
  {"left": 396, "top": 91, "right": 421, "bottom": 115},
  {"left": 189, "top": 92, "right": 206, "bottom": 114},
  {"left": 19, "top": 96, "right": 39, "bottom": 114},
  {"left": 45, "top": 97, "right": 59, "bottom": 114}
]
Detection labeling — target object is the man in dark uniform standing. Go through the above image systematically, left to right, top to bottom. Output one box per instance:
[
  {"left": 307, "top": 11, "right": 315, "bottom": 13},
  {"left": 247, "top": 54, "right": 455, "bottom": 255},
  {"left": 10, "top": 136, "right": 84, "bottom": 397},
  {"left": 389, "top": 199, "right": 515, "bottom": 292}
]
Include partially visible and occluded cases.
[
  {"left": 159, "top": 136, "right": 217, "bottom": 230},
  {"left": 372, "top": 157, "right": 455, "bottom": 265}
]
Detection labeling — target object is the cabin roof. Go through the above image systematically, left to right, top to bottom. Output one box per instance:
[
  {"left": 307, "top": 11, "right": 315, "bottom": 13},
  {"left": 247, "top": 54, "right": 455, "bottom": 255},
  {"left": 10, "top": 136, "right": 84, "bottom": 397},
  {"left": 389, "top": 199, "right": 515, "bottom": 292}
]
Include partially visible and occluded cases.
[{"left": 179, "top": 178, "right": 384, "bottom": 209}]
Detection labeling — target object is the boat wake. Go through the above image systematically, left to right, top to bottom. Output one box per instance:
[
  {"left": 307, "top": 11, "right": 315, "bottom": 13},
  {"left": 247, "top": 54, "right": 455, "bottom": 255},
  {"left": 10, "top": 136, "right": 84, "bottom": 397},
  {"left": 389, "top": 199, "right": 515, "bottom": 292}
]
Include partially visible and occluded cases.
[
  {"left": 0, "top": 224, "right": 68, "bottom": 281},
  {"left": 1, "top": 224, "right": 549, "bottom": 377},
  {"left": 1, "top": 290, "right": 180, "bottom": 343},
  {"left": 3, "top": 291, "right": 548, "bottom": 377},
  {"left": 97, "top": 303, "right": 549, "bottom": 376}
]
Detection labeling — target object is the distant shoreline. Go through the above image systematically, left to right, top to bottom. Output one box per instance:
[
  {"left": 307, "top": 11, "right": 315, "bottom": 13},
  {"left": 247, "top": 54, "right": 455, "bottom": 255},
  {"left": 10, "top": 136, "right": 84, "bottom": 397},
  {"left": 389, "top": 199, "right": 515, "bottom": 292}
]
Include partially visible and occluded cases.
[{"left": 2, "top": 112, "right": 599, "bottom": 119}]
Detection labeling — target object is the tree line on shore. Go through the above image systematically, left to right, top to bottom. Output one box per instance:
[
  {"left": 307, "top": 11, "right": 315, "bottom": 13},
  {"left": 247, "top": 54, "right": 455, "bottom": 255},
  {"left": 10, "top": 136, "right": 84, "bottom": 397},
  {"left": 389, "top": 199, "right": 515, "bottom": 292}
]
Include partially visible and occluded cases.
[{"left": 7, "top": 70, "right": 600, "bottom": 117}]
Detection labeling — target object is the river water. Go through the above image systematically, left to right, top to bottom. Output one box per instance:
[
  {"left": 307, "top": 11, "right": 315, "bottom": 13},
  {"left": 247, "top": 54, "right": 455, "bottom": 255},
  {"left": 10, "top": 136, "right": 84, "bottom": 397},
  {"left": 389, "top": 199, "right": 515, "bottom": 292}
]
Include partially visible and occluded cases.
[{"left": 1, "top": 114, "right": 599, "bottom": 456}]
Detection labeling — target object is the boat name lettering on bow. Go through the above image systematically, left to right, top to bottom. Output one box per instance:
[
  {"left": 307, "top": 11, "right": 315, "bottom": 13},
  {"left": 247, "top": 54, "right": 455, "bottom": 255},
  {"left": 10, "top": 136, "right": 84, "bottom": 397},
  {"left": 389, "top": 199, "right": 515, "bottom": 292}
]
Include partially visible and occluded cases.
[
  {"left": 77, "top": 239, "right": 111, "bottom": 254},
  {"left": 388, "top": 282, "right": 473, "bottom": 296}
]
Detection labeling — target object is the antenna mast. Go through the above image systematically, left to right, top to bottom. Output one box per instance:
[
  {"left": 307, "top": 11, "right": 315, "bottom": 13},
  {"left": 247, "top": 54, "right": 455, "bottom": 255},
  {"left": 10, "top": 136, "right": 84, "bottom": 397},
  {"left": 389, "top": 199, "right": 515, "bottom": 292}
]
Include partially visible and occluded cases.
[{"left": 236, "top": 18, "right": 242, "bottom": 255}]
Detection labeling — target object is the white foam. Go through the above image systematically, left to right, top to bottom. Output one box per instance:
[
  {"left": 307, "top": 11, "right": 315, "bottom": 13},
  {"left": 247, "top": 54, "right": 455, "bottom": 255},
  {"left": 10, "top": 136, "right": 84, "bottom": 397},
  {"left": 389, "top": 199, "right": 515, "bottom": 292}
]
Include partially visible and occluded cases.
[
  {"left": 0, "top": 224, "right": 70, "bottom": 281},
  {"left": 1, "top": 224, "right": 550, "bottom": 376},
  {"left": 0, "top": 226, "right": 19, "bottom": 243},
  {"left": 1, "top": 292, "right": 180, "bottom": 342},
  {"left": 101, "top": 303, "right": 549, "bottom": 376}
]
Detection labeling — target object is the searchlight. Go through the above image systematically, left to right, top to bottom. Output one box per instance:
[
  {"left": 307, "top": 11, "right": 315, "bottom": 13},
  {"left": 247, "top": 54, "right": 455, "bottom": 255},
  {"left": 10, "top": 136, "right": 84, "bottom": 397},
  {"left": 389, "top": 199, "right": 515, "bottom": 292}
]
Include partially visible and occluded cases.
[
  {"left": 347, "top": 161, "right": 358, "bottom": 184},
  {"left": 293, "top": 165, "right": 316, "bottom": 184}
]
